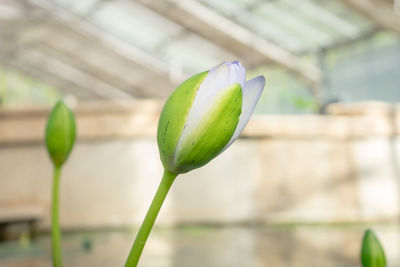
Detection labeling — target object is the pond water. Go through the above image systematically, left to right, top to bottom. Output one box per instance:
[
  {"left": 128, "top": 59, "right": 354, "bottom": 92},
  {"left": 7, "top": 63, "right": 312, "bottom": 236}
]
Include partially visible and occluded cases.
[{"left": 0, "top": 223, "right": 399, "bottom": 267}]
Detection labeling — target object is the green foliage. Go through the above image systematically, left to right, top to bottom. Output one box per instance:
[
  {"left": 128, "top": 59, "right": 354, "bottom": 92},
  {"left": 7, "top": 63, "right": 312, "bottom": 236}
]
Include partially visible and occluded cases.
[
  {"left": 248, "top": 65, "right": 318, "bottom": 114},
  {"left": 0, "top": 66, "right": 59, "bottom": 106},
  {"left": 289, "top": 95, "right": 319, "bottom": 111},
  {"left": 45, "top": 101, "right": 76, "bottom": 167},
  {"left": 361, "top": 229, "right": 386, "bottom": 267}
]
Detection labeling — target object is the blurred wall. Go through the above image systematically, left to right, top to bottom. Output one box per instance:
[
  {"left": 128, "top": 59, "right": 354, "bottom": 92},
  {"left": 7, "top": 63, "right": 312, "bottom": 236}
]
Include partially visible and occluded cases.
[{"left": 0, "top": 101, "right": 399, "bottom": 229}]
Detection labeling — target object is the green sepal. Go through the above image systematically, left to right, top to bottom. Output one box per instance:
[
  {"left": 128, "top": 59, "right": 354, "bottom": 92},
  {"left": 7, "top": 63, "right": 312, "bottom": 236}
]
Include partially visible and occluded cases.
[
  {"left": 157, "top": 71, "right": 208, "bottom": 173},
  {"left": 174, "top": 83, "right": 242, "bottom": 173},
  {"left": 45, "top": 101, "right": 76, "bottom": 167},
  {"left": 361, "top": 229, "right": 387, "bottom": 267}
]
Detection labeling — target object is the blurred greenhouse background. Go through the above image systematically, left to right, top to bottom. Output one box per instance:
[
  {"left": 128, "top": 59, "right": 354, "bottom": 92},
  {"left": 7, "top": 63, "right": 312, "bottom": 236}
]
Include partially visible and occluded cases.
[
  {"left": 0, "top": 0, "right": 400, "bottom": 266},
  {"left": 1, "top": 0, "right": 400, "bottom": 110}
]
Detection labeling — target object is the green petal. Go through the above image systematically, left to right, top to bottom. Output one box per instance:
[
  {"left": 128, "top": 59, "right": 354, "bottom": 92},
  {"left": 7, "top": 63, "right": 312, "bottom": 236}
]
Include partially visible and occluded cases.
[
  {"left": 157, "top": 71, "right": 208, "bottom": 172},
  {"left": 174, "top": 83, "right": 242, "bottom": 173},
  {"left": 45, "top": 101, "right": 76, "bottom": 167},
  {"left": 361, "top": 229, "right": 387, "bottom": 267}
]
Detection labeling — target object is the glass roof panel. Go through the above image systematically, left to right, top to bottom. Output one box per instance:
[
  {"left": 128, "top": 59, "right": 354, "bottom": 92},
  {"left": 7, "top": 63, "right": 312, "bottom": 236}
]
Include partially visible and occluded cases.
[
  {"left": 11, "top": 0, "right": 386, "bottom": 102},
  {"left": 49, "top": 0, "right": 376, "bottom": 59},
  {"left": 49, "top": 0, "right": 237, "bottom": 76},
  {"left": 52, "top": 0, "right": 99, "bottom": 15},
  {"left": 198, "top": 0, "right": 375, "bottom": 54},
  {"left": 199, "top": 0, "right": 307, "bottom": 52},
  {"left": 230, "top": 0, "right": 260, "bottom": 6},
  {"left": 284, "top": 0, "right": 360, "bottom": 38},
  {"left": 313, "top": 0, "right": 374, "bottom": 30},
  {"left": 88, "top": 1, "right": 182, "bottom": 53},
  {"left": 256, "top": 2, "right": 335, "bottom": 47},
  {"left": 161, "top": 34, "right": 237, "bottom": 74}
]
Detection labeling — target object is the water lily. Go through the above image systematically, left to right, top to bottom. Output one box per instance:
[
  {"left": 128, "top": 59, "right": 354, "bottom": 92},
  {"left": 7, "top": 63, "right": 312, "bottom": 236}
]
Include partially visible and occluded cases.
[
  {"left": 125, "top": 61, "right": 265, "bottom": 267},
  {"left": 158, "top": 61, "right": 265, "bottom": 174}
]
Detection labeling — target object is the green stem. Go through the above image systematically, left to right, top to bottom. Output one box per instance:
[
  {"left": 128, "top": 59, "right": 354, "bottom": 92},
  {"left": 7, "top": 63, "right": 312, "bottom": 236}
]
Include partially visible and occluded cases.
[
  {"left": 51, "top": 165, "right": 62, "bottom": 267},
  {"left": 124, "top": 169, "right": 178, "bottom": 267}
]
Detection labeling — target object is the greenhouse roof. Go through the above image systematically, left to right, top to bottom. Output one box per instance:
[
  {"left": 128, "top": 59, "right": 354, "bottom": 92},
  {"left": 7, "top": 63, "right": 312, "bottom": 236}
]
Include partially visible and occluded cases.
[{"left": 0, "top": 0, "right": 397, "bottom": 100}]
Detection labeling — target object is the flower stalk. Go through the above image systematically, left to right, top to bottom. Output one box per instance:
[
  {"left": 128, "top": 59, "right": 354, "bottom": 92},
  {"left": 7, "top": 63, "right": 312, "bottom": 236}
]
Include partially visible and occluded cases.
[
  {"left": 51, "top": 165, "right": 62, "bottom": 267},
  {"left": 124, "top": 170, "right": 178, "bottom": 267}
]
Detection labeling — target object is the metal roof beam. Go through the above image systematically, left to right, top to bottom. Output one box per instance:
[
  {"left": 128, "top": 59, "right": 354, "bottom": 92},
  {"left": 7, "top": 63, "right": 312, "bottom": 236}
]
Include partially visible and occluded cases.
[
  {"left": 22, "top": 0, "right": 176, "bottom": 98},
  {"left": 28, "top": 0, "right": 169, "bottom": 74},
  {"left": 135, "top": 0, "right": 322, "bottom": 87},
  {"left": 285, "top": 0, "right": 360, "bottom": 39},
  {"left": 341, "top": 0, "right": 400, "bottom": 34},
  {"left": 19, "top": 22, "right": 152, "bottom": 98},
  {"left": 321, "top": 27, "right": 379, "bottom": 51},
  {"left": 0, "top": 43, "right": 134, "bottom": 101},
  {"left": 0, "top": 59, "right": 94, "bottom": 100}
]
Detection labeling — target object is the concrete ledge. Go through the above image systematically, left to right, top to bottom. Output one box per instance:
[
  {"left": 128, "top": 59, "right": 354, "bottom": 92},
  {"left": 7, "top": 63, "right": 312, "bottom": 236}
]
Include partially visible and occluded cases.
[
  {"left": 0, "top": 101, "right": 399, "bottom": 145},
  {"left": 0, "top": 204, "right": 43, "bottom": 223}
]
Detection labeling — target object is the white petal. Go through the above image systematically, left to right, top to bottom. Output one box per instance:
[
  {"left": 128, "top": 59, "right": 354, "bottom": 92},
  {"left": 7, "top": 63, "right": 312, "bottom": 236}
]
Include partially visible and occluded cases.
[
  {"left": 208, "top": 61, "right": 245, "bottom": 88},
  {"left": 228, "top": 61, "right": 246, "bottom": 87},
  {"left": 174, "top": 62, "right": 245, "bottom": 161},
  {"left": 224, "top": 75, "right": 265, "bottom": 149}
]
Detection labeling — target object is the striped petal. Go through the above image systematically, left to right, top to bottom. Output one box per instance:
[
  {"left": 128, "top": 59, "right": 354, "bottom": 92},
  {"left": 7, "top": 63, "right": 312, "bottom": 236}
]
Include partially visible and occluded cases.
[
  {"left": 224, "top": 75, "right": 265, "bottom": 149},
  {"left": 173, "top": 83, "right": 242, "bottom": 173}
]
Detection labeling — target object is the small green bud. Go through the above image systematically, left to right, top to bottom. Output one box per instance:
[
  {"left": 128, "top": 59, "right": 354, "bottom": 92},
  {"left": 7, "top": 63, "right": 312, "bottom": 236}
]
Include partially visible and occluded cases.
[
  {"left": 45, "top": 100, "right": 76, "bottom": 167},
  {"left": 361, "top": 229, "right": 387, "bottom": 267}
]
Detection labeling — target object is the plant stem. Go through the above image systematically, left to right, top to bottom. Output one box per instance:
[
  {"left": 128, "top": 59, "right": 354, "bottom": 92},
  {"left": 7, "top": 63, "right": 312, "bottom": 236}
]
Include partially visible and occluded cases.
[
  {"left": 51, "top": 165, "right": 62, "bottom": 267},
  {"left": 124, "top": 169, "right": 178, "bottom": 267}
]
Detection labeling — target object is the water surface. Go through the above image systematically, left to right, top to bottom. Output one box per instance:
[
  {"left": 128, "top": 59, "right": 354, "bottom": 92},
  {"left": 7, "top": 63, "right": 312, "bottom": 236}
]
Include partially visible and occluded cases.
[{"left": 0, "top": 223, "right": 398, "bottom": 267}]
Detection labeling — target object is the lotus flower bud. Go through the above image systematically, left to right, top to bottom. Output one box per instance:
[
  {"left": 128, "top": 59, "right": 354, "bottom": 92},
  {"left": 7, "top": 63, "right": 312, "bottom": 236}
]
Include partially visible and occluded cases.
[
  {"left": 157, "top": 61, "right": 265, "bottom": 174},
  {"left": 45, "top": 100, "right": 76, "bottom": 167},
  {"left": 361, "top": 229, "right": 386, "bottom": 267}
]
